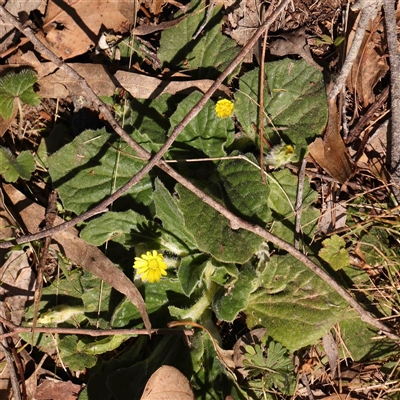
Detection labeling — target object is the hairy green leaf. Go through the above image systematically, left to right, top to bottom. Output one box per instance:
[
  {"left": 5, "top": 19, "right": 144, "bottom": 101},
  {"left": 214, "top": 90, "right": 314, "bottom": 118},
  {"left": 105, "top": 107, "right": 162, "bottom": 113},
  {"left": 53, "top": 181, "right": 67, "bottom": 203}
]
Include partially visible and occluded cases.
[
  {"left": 159, "top": 0, "right": 240, "bottom": 80},
  {"left": 235, "top": 59, "right": 328, "bottom": 159},
  {"left": 0, "top": 69, "right": 40, "bottom": 118},
  {"left": 168, "top": 91, "right": 235, "bottom": 159},
  {"left": 48, "top": 128, "right": 152, "bottom": 214},
  {"left": 0, "top": 147, "right": 35, "bottom": 182},
  {"left": 217, "top": 153, "right": 271, "bottom": 224},
  {"left": 267, "top": 168, "right": 319, "bottom": 244},
  {"left": 153, "top": 178, "right": 197, "bottom": 254},
  {"left": 175, "top": 184, "right": 263, "bottom": 263},
  {"left": 80, "top": 210, "right": 149, "bottom": 246},
  {"left": 319, "top": 234, "right": 350, "bottom": 270},
  {"left": 246, "top": 254, "right": 347, "bottom": 350},
  {"left": 213, "top": 263, "right": 258, "bottom": 321}
]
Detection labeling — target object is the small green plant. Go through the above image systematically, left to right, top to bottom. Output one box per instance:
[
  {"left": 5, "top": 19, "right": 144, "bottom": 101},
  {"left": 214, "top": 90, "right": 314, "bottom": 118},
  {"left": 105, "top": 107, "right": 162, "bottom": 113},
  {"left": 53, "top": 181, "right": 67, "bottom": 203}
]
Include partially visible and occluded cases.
[
  {"left": 315, "top": 34, "right": 345, "bottom": 47},
  {"left": 0, "top": 69, "right": 40, "bottom": 119},
  {"left": 0, "top": 146, "right": 35, "bottom": 182},
  {"left": 243, "top": 340, "right": 295, "bottom": 397}
]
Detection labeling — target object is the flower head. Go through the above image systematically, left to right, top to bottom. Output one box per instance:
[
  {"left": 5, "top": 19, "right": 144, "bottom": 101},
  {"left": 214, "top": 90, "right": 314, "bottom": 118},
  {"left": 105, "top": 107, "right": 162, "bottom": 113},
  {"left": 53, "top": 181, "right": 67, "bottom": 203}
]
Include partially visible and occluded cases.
[
  {"left": 215, "top": 99, "right": 234, "bottom": 118},
  {"left": 264, "top": 142, "right": 295, "bottom": 169},
  {"left": 133, "top": 250, "right": 167, "bottom": 283}
]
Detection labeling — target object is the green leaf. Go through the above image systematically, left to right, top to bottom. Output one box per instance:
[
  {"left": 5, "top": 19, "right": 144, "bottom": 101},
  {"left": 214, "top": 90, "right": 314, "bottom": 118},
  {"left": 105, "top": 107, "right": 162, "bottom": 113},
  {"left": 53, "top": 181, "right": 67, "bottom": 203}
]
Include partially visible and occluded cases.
[
  {"left": 159, "top": 0, "right": 241, "bottom": 80},
  {"left": 235, "top": 59, "right": 328, "bottom": 158},
  {"left": 0, "top": 69, "right": 40, "bottom": 118},
  {"left": 168, "top": 91, "right": 235, "bottom": 159},
  {"left": 123, "top": 95, "right": 170, "bottom": 153},
  {"left": 48, "top": 128, "right": 153, "bottom": 214},
  {"left": 0, "top": 148, "right": 35, "bottom": 182},
  {"left": 217, "top": 153, "right": 270, "bottom": 223},
  {"left": 267, "top": 169, "right": 319, "bottom": 244},
  {"left": 153, "top": 178, "right": 197, "bottom": 254},
  {"left": 175, "top": 184, "right": 263, "bottom": 263},
  {"left": 80, "top": 210, "right": 149, "bottom": 246},
  {"left": 319, "top": 234, "right": 350, "bottom": 271},
  {"left": 178, "top": 253, "right": 209, "bottom": 296},
  {"left": 245, "top": 254, "right": 347, "bottom": 350},
  {"left": 213, "top": 263, "right": 258, "bottom": 321},
  {"left": 111, "top": 278, "right": 185, "bottom": 328},
  {"left": 339, "top": 312, "right": 398, "bottom": 361},
  {"left": 190, "top": 331, "right": 247, "bottom": 399},
  {"left": 59, "top": 335, "right": 97, "bottom": 371},
  {"left": 81, "top": 335, "right": 133, "bottom": 355}
]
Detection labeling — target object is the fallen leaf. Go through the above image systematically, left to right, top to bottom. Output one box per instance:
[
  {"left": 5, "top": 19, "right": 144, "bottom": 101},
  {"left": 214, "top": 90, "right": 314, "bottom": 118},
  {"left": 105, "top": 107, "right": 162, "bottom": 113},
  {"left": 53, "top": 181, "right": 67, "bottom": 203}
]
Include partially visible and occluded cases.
[
  {"left": 0, "top": 0, "right": 45, "bottom": 54},
  {"left": 42, "top": 0, "right": 133, "bottom": 59},
  {"left": 226, "top": 0, "right": 261, "bottom": 63},
  {"left": 346, "top": 13, "right": 388, "bottom": 107},
  {"left": 269, "top": 27, "right": 322, "bottom": 70},
  {"left": 114, "top": 70, "right": 231, "bottom": 99},
  {"left": 0, "top": 99, "right": 17, "bottom": 138},
  {"left": 308, "top": 100, "right": 354, "bottom": 183},
  {"left": 2, "top": 183, "right": 151, "bottom": 333},
  {"left": 0, "top": 250, "right": 35, "bottom": 326},
  {"left": 322, "top": 332, "right": 338, "bottom": 378},
  {"left": 141, "top": 365, "right": 194, "bottom": 400},
  {"left": 35, "top": 380, "right": 82, "bottom": 400}
]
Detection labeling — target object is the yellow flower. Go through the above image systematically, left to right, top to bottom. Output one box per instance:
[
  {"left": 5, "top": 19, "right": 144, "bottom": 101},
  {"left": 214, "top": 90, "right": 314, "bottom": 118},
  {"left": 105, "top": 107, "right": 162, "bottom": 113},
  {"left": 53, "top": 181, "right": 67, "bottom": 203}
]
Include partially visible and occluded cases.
[
  {"left": 215, "top": 99, "right": 234, "bottom": 118},
  {"left": 133, "top": 250, "right": 168, "bottom": 283}
]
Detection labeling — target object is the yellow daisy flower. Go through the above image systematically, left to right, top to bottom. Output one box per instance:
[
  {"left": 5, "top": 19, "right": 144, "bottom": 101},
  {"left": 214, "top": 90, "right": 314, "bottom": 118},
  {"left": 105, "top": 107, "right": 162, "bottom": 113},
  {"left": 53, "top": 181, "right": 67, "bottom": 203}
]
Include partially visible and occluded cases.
[
  {"left": 215, "top": 99, "right": 234, "bottom": 118},
  {"left": 133, "top": 250, "right": 168, "bottom": 283}
]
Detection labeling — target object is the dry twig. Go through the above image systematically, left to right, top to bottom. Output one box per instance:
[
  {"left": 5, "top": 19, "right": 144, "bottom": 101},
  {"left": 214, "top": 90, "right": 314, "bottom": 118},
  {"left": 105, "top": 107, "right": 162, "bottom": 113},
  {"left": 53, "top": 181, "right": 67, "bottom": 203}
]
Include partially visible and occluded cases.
[{"left": 383, "top": 0, "right": 400, "bottom": 201}]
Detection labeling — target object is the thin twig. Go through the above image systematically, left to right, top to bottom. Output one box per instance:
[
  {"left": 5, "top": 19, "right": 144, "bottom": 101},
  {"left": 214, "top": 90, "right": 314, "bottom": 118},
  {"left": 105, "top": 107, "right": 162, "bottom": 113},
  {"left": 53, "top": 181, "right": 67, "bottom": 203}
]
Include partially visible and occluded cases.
[
  {"left": 192, "top": 0, "right": 215, "bottom": 40},
  {"left": 329, "top": 0, "right": 382, "bottom": 100},
  {"left": 383, "top": 0, "right": 400, "bottom": 201},
  {"left": 258, "top": 3, "right": 271, "bottom": 184},
  {"left": 346, "top": 85, "right": 389, "bottom": 144},
  {"left": 294, "top": 157, "right": 307, "bottom": 250},
  {"left": 32, "top": 190, "right": 57, "bottom": 343},
  {"left": 0, "top": 316, "right": 193, "bottom": 340},
  {"left": 0, "top": 323, "right": 22, "bottom": 400}
]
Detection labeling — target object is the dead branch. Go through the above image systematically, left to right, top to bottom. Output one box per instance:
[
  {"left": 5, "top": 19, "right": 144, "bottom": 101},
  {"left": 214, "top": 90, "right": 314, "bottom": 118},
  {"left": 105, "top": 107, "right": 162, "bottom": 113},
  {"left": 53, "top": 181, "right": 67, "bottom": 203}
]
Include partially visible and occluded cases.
[{"left": 383, "top": 0, "right": 400, "bottom": 201}]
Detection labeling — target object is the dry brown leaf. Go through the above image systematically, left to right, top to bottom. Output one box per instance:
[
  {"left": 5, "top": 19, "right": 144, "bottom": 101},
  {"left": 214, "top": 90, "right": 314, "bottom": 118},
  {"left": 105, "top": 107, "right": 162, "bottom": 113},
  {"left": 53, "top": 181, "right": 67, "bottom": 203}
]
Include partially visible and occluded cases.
[
  {"left": 0, "top": 0, "right": 45, "bottom": 54},
  {"left": 42, "top": 0, "right": 133, "bottom": 59},
  {"left": 226, "top": 0, "right": 261, "bottom": 63},
  {"left": 346, "top": 13, "right": 388, "bottom": 107},
  {"left": 269, "top": 27, "right": 322, "bottom": 71},
  {"left": 1, "top": 53, "right": 230, "bottom": 99},
  {"left": 39, "top": 63, "right": 116, "bottom": 98},
  {"left": 115, "top": 70, "right": 231, "bottom": 99},
  {"left": 0, "top": 99, "right": 17, "bottom": 138},
  {"left": 308, "top": 100, "right": 355, "bottom": 184},
  {"left": 2, "top": 183, "right": 151, "bottom": 333},
  {"left": 318, "top": 197, "right": 347, "bottom": 234},
  {"left": 0, "top": 250, "right": 35, "bottom": 326},
  {"left": 322, "top": 332, "right": 338, "bottom": 378},
  {"left": 141, "top": 366, "right": 194, "bottom": 400},
  {"left": 35, "top": 380, "right": 82, "bottom": 400},
  {"left": 320, "top": 395, "right": 357, "bottom": 400}
]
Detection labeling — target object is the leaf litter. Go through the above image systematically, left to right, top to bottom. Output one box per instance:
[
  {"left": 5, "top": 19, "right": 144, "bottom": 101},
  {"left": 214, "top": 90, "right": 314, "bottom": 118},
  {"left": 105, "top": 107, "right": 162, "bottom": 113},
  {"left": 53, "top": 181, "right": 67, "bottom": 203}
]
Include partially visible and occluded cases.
[{"left": 0, "top": 0, "right": 399, "bottom": 399}]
